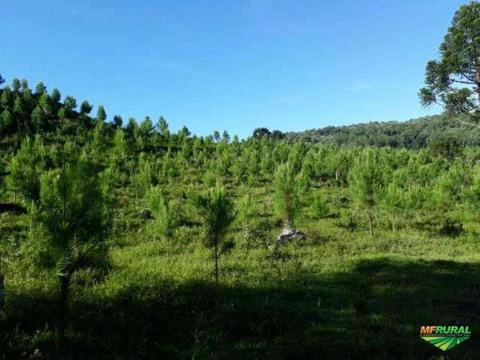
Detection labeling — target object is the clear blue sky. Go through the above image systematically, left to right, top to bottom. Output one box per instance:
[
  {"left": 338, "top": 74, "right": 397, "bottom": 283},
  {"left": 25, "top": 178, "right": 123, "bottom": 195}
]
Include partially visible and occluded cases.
[{"left": 2, "top": 0, "right": 466, "bottom": 138}]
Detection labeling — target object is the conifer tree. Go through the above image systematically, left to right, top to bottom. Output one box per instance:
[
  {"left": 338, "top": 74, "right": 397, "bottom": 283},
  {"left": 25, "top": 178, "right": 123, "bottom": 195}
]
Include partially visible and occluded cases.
[
  {"left": 420, "top": 2, "right": 480, "bottom": 124},
  {"left": 11, "top": 79, "right": 21, "bottom": 93},
  {"left": 20, "top": 79, "right": 28, "bottom": 91},
  {"left": 35, "top": 82, "right": 47, "bottom": 95},
  {"left": 0, "top": 88, "right": 10, "bottom": 108},
  {"left": 50, "top": 88, "right": 61, "bottom": 103},
  {"left": 38, "top": 93, "right": 52, "bottom": 115},
  {"left": 64, "top": 96, "right": 77, "bottom": 111},
  {"left": 13, "top": 97, "right": 24, "bottom": 117},
  {"left": 80, "top": 100, "right": 93, "bottom": 115},
  {"left": 31, "top": 105, "right": 45, "bottom": 133},
  {"left": 96, "top": 105, "right": 107, "bottom": 122},
  {"left": 0, "top": 109, "right": 13, "bottom": 134},
  {"left": 113, "top": 115, "right": 123, "bottom": 128},
  {"left": 138, "top": 116, "right": 154, "bottom": 151},
  {"left": 158, "top": 116, "right": 170, "bottom": 146},
  {"left": 91, "top": 117, "right": 107, "bottom": 152},
  {"left": 111, "top": 128, "right": 128, "bottom": 165},
  {"left": 213, "top": 130, "right": 220, "bottom": 143},
  {"left": 222, "top": 130, "right": 230, "bottom": 143},
  {"left": 8, "top": 136, "right": 46, "bottom": 202},
  {"left": 34, "top": 148, "right": 108, "bottom": 355},
  {"left": 349, "top": 149, "right": 385, "bottom": 237},
  {"left": 133, "top": 155, "right": 154, "bottom": 198},
  {"left": 273, "top": 162, "right": 300, "bottom": 229},
  {"left": 467, "top": 164, "right": 480, "bottom": 214},
  {"left": 381, "top": 181, "right": 405, "bottom": 232},
  {"left": 194, "top": 186, "right": 234, "bottom": 295},
  {"left": 146, "top": 187, "right": 177, "bottom": 238},
  {"left": 311, "top": 190, "right": 329, "bottom": 219},
  {"left": 237, "top": 192, "right": 255, "bottom": 240}
]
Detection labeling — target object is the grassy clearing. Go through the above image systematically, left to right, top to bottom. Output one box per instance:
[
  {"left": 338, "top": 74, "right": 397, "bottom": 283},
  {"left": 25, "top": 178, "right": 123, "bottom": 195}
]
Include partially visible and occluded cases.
[{"left": 2, "top": 188, "right": 480, "bottom": 359}]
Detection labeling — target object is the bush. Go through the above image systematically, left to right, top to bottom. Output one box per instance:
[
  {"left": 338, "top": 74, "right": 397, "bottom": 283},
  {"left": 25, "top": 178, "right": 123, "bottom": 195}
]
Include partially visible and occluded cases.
[
  {"left": 146, "top": 187, "right": 179, "bottom": 237},
  {"left": 311, "top": 191, "right": 329, "bottom": 218},
  {"left": 337, "top": 212, "right": 358, "bottom": 232},
  {"left": 439, "top": 218, "right": 464, "bottom": 237},
  {"left": 241, "top": 219, "right": 272, "bottom": 249}
]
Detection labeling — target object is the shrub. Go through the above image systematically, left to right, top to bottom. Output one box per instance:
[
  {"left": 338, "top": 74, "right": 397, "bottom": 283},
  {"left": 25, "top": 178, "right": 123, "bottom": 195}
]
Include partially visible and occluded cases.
[
  {"left": 311, "top": 191, "right": 329, "bottom": 218},
  {"left": 439, "top": 218, "right": 464, "bottom": 237}
]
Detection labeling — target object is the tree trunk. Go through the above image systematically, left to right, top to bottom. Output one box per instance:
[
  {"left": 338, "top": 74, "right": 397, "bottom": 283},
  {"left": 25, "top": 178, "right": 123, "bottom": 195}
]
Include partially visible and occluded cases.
[
  {"left": 476, "top": 59, "right": 480, "bottom": 98},
  {"left": 284, "top": 191, "right": 291, "bottom": 229},
  {"left": 368, "top": 212, "right": 373, "bottom": 238},
  {"left": 243, "top": 224, "right": 250, "bottom": 242},
  {"left": 213, "top": 235, "right": 219, "bottom": 298},
  {"left": 56, "top": 273, "right": 70, "bottom": 358},
  {"left": 0, "top": 274, "right": 5, "bottom": 314}
]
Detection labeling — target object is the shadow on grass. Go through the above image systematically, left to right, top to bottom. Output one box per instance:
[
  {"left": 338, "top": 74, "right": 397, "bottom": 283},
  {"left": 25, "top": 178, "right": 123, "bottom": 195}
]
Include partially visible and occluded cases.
[{"left": 1, "top": 257, "right": 480, "bottom": 359}]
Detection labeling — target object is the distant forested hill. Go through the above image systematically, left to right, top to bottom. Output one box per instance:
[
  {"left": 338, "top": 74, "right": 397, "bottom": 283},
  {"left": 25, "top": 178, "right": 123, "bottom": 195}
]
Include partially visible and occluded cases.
[
  {"left": 2, "top": 77, "right": 480, "bottom": 152},
  {"left": 282, "top": 115, "right": 480, "bottom": 148}
]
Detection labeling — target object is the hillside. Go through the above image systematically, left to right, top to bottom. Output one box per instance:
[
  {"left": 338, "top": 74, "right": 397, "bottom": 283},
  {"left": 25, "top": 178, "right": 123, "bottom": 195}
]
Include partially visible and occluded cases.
[
  {"left": 0, "top": 77, "right": 480, "bottom": 359},
  {"left": 3, "top": 78, "right": 479, "bottom": 153},
  {"left": 283, "top": 115, "right": 480, "bottom": 148}
]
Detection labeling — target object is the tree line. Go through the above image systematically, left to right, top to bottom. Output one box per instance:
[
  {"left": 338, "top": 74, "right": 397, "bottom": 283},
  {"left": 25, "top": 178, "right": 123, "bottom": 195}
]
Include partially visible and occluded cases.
[{"left": 281, "top": 115, "right": 480, "bottom": 148}]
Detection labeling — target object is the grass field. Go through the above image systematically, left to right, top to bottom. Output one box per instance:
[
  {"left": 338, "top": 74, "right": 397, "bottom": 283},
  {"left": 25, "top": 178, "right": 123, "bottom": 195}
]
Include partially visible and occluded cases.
[{"left": 2, "top": 183, "right": 479, "bottom": 359}]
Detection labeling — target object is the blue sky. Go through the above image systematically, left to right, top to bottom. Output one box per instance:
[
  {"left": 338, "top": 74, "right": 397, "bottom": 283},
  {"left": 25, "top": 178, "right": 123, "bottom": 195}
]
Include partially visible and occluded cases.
[{"left": 1, "top": 0, "right": 466, "bottom": 137}]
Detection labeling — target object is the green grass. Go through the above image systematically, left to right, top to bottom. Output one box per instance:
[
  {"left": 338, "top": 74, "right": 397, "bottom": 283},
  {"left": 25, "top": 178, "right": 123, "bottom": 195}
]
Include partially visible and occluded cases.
[{"left": 2, "top": 185, "right": 480, "bottom": 359}]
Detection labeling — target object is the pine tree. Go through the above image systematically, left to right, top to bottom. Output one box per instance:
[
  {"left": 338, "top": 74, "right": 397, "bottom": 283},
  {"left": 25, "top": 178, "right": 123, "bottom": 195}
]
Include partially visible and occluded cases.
[
  {"left": 419, "top": 2, "right": 480, "bottom": 123},
  {"left": 11, "top": 79, "right": 21, "bottom": 93},
  {"left": 20, "top": 79, "right": 28, "bottom": 91},
  {"left": 35, "top": 82, "right": 47, "bottom": 95},
  {"left": 0, "top": 88, "right": 10, "bottom": 108},
  {"left": 21, "top": 88, "right": 34, "bottom": 113},
  {"left": 50, "top": 88, "right": 61, "bottom": 103},
  {"left": 38, "top": 93, "right": 52, "bottom": 115},
  {"left": 64, "top": 96, "right": 77, "bottom": 111},
  {"left": 13, "top": 97, "right": 24, "bottom": 116},
  {"left": 80, "top": 100, "right": 93, "bottom": 115},
  {"left": 31, "top": 105, "right": 45, "bottom": 133},
  {"left": 96, "top": 105, "right": 107, "bottom": 122},
  {"left": 0, "top": 109, "right": 13, "bottom": 134},
  {"left": 113, "top": 115, "right": 123, "bottom": 128},
  {"left": 138, "top": 116, "right": 154, "bottom": 151},
  {"left": 158, "top": 116, "right": 170, "bottom": 146},
  {"left": 91, "top": 117, "right": 107, "bottom": 152},
  {"left": 111, "top": 128, "right": 128, "bottom": 164},
  {"left": 213, "top": 130, "right": 221, "bottom": 143},
  {"left": 222, "top": 130, "right": 230, "bottom": 143},
  {"left": 8, "top": 136, "right": 46, "bottom": 202},
  {"left": 34, "top": 148, "right": 108, "bottom": 355},
  {"left": 349, "top": 149, "right": 385, "bottom": 237},
  {"left": 133, "top": 155, "right": 154, "bottom": 198},
  {"left": 273, "top": 162, "right": 299, "bottom": 229},
  {"left": 467, "top": 164, "right": 480, "bottom": 214},
  {"left": 381, "top": 181, "right": 405, "bottom": 232},
  {"left": 194, "top": 186, "right": 234, "bottom": 296},
  {"left": 147, "top": 187, "right": 177, "bottom": 238},
  {"left": 311, "top": 190, "right": 329, "bottom": 219},
  {"left": 237, "top": 192, "right": 255, "bottom": 240}
]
